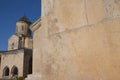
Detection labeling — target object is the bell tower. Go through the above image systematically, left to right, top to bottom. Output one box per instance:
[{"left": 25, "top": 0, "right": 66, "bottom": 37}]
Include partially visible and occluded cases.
[{"left": 8, "top": 16, "right": 33, "bottom": 50}]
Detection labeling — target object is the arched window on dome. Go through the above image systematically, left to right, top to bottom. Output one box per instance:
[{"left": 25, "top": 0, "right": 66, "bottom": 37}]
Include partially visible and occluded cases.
[
  {"left": 22, "top": 26, "right": 24, "bottom": 31},
  {"left": 11, "top": 43, "right": 14, "bottom": 49},
  {"left": 0, "top": 55, "right": 1, "bottom": 66}
]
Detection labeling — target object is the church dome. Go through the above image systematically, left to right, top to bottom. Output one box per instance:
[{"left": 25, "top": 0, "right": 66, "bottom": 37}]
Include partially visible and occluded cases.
[{"left": 17, "top": 16, "right": 32, "bottom": 24}]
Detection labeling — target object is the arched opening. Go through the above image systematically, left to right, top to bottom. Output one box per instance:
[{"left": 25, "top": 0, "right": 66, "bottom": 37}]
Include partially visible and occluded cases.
[
  {"left": 22, "top": 26, "right": 24, "bottom": 31},
  {"left": 11, "top": 43, "right": 14, "bottom": 49},
  {"left": 0, "top": 56, "right": 1, "bottom": 66},
  {"left": 28, "top": 57, "right": 32, "bottom": 74},
  {"left": 3, "top": 66, "right": 9, "bottom": 77},
  {"left": 11, "top": 66, "right": 18, "bottom": 77}
]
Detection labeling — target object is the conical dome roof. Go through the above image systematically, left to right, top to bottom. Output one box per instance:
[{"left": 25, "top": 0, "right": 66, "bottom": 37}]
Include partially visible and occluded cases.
[{"left": 17, "top": 16, "right": 32, "bottom": 24}]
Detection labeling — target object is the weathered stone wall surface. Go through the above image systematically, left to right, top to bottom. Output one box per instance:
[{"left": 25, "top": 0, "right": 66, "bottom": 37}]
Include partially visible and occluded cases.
[
  {"left": 32, "top": 0, "right": 120, "bottom": 80},
  {"left": 8, "top": 35, "right": 19, "bottom": 50},
  {"left": 8, "top": 35, "right": 33, "bottom": 50},
  {"left": 25, "top": 37, "right": 33, "bottom": 49},
  {"left": 0, "top": 50, "right": 24, "bottom": 78}
]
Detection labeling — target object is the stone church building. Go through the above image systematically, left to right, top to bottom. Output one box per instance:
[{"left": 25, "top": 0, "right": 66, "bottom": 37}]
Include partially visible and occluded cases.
[
  {"left": 1, "top": 0, "right": 120, "bottom": 80},
  {"left": 27, "top": 0, "right": 120, "bottom": 80},
  {"left": 0, "top": 16, "right": 33, "bottom": 79}
]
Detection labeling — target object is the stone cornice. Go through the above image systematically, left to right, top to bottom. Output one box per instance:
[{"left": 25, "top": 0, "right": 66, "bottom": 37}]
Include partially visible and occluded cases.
[
  {"left": 30, "top": 18, "right": 41, "bottom": 32},
  {"left": 0, "top": 48, "right": 32, "bottom": 55}
]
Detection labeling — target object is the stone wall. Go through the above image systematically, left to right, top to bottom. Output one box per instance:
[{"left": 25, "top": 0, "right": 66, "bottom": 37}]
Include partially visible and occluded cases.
[
  {"left": 31, "top": 0, "right": 120, "bottom": 80},
  {"left": 8, "top": 35, "right": 19, "bottom": 50},
  {"left": 25, "top": 37, "right": 33, "bottom": 49},
  {"left": 0, "top": 49, "right": 32, "bottom": 78},
  {"left": 0, "top": 50, "right": 24, "bottom": 78}
]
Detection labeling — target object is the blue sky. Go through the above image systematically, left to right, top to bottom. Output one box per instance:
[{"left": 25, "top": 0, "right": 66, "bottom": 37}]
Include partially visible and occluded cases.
[{"left": 0, "top": 0, "right": 41, "bottom": 50}]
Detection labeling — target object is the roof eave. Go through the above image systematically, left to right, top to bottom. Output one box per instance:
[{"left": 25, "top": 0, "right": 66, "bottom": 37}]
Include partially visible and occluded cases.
[{"left": 30, "top": 18, "right": 41, "bottom": 32}]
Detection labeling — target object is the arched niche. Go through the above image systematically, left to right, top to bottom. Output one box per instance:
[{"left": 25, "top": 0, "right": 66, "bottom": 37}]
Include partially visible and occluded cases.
[{"left": 3, "top": 66, "right": 9, "bottom": 77}]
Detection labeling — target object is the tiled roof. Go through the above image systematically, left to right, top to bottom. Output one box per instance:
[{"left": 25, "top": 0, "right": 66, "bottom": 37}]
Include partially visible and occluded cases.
[{"left": 17, "top": 16, "right": 32, "bottom": 24}]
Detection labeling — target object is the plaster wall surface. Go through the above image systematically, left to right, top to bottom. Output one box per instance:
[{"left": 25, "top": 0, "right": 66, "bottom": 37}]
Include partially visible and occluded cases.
[{"left": 31, "top": 0, "right": 120, "bottom": 80}]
